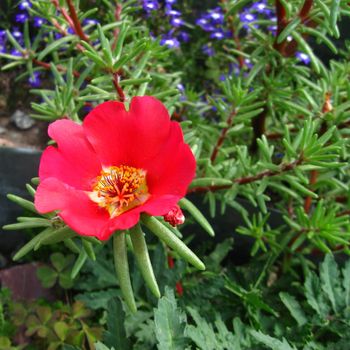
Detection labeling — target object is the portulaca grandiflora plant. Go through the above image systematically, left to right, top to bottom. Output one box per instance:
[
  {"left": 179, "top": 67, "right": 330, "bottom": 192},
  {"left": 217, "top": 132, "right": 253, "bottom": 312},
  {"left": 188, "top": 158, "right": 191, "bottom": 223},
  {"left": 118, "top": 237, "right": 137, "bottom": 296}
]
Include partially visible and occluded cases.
[{"left": 3, "top": 0, "right": 350, "bottom": 349}]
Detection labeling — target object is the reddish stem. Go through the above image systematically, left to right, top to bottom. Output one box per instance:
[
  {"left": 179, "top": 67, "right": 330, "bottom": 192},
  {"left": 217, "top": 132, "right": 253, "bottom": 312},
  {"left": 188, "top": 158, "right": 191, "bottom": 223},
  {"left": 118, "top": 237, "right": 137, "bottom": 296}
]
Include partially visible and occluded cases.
[
  {"left": 51, "top": 0, "right": 75, "bottom": 27},
  {"left": 65, "top": 0, "right": 90, "bottom": 42},
  {"left": 273, "top": 0, "right": 288, "bottom": 54},
  {"left": 299, "top": 0, "right": 314, "bottom": 22},
  {"left": 112, "top": 2, "right": 123, "bottom": 50},
  {"left": 51, "top": 18, "right": 85, "bottom": 52},
  {"left": 32, "top": 58, "right": 90, "bottom": 81},
  {"left": 112, "top": 71, "right": 125, "bottom": 102},
  {"left": 210, "top": 109, "right": 236, "bottom": 163},
  {"left": 188, "top": 157, "right": 303, "bottom": 193},
  {"left": 303, "top": 169, "right": 318, "bottom": 213},
  {"left": 337, "top": 210, "right": 350, "bottom": 217}
]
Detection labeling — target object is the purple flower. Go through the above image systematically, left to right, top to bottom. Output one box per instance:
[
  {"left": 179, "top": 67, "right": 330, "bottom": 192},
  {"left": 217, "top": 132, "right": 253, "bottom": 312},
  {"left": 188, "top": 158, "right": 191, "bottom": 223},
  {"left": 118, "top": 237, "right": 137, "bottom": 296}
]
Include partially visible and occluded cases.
[
  {"left": 19, "top": 0, "right": 32, "bottom": 11},
  {"left": 142, "top": 0, "right": 159, "bottom": 12},
  {"left": 165, "top": 0, "right": 176, "bottom": 4},
  {"left": 252, "top": 2, "right": 271, "bottom": 15},
  {"left": 165, "top": 6, "right": 181, "bottom": 17},
  {"left": 208, "top": 8, "right": 224, "bottom": 24},
  {"left": 240, "top": 12, "right": 256, "bottom": 23},
  {"left": 15, "top": 13, "right": 29, "bottom": 23},
  {"left": 34, "top": 17, "right": 46, "bottom": 27},
  {"left": 170, "top": 17, "right": 184, "bottom": 27},
  {"left": 83, "top": 18, "right": 99, "bottom": 26},
  {"left": 196, "top": 18, "right": 214, "bottom": 32},
  {"left": 12, "top": 28, "right": 22, "bottom": 39},
  {"left": 0, "top": 30, "right": 6, "bottom": 42},
  {"left": 178, "top": 31, "right": 190, "bottom": 42},
  {"left": 210, "top": 31, "right": 225, "bottom": 40},
  {"left": 55, "top": 32, "right": 63, "bottom": 40},
  {"left": 160, "top": 35, "right": 180, "bottom": 48},
  {"left": 0, "top": 43, "right": 6, "bottom": 53},
  {"left": 202, "top": 44, "right": 215, "bottom": 56},
  {"left": 10, "top": 48, "right": 22, "bottom": 56},
  {"left": 296, "top": 52, "right": 310, "bottom": 65},
  {"left": 244, "top": 58, "right": 253, "bottom": 69},
  {"left": 229, "top": 63, "right": 240, "bottom": 76},
  {"left": 28, "top": 71, "right": 41, "bottom": 87},
  {"left": 177, "top": 83, "right": 185, "bottom": 92}
]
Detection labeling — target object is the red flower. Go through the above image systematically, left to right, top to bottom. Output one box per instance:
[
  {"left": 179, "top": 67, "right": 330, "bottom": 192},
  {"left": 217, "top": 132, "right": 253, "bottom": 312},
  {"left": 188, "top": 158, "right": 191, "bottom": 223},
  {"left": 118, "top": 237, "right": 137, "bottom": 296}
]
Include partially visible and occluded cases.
[{"left": 35, "top": 96, "right": 196, "bottom": 240}]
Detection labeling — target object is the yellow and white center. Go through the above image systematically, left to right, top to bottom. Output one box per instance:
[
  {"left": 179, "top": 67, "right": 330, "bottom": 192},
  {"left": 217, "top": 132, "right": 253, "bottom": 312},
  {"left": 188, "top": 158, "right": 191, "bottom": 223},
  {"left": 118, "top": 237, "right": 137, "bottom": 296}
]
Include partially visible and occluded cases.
[{"left": 89, "top": 165, "right": 149, "bottom": 218}]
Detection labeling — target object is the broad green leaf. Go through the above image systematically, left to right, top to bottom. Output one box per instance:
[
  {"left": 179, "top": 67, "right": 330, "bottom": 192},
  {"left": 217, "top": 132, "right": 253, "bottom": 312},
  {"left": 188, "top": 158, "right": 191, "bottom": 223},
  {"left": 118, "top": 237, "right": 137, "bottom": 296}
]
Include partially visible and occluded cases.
[
  {"left": 154, "top": 287, "right": 188, "bottom": 350},
  {"left": 279, "top": 292, "right": 307, "bottom": 326},
  {"left": 103, "top": 298, "right": 130, "bottom": 350}
]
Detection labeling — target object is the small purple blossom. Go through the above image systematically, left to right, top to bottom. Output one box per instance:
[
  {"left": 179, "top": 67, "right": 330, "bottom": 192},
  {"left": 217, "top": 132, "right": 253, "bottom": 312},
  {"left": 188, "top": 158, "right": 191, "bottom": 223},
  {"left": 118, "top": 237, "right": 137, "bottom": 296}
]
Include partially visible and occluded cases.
[
  {"left": 19, "top": 0, "right": 32, "bottom": 11},
  {"left": 142, "top": 0, "right": 159, "bottom": 12},
  {"left": 165, "top": 0, "right": 176, "bottom": 4},
  {"left": 252, "top": 2, "right": 271, "bottom": 15},
  {"left": 165, "top": 6, "right": 181, "bottom": 17},
  {"left": 196, "top": 7, "right": 225, "bottom": 32},
  {"left": 208, "top": 8, "right": 224, "bottom": 24},
  {"left": 240, "top": 12, "right": 257, "bottom": 23},
  {"left": 15, "top": 13, "right": 29, "bottom": 23},
  {"left": 34, "top": 17, "right": 46, "bottom": 27},
  {"left": 170, "top": 17, "right": 184, "bottom": 27},
  {"left": 83, "top": 18, "right": 99, "bottom": 26},
  {"left": 196, "top": 18, "right": 213, "bottom": 32},
  {"left": 12, "top": 28, "right": 22, "bottom": 39},
  {"left": 0, "top": 30, "right": 6, "bottom": 42},
  {"left": 178, "top": 31, "right": 190, "bottom": 42},
  {"left": 210, "top": 31, "right": 225, "bottom": 40},
  {"left": 160, "top": 35, "right": 180, "bottom": 48},
  {"left": 0, "top": 43, "right": 6, "bottom": 53},
  {"left": 202, "top": 44, "right": 215, "bottom": 56},
  {"left": 10, "top": 48, "right": 22, "bottom": 56},
  {"left": 296, "top": 52, "right": 311, "bottom": 65},
  {"left": 244, "top": 58, "right": 253, "bottom": 69},
  {"left": 28, "top": 72, "right": 41, "bottom": 88},
  {"left": 177, "top": 83, "right": 185, "bottom": 92}
]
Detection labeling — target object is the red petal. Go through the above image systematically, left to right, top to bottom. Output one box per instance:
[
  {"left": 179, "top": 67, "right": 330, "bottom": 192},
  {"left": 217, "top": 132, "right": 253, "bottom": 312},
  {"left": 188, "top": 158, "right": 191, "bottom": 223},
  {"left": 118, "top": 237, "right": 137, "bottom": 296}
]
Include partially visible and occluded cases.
[
  {"left": 83, "top": 96, "right": 171, "bottom": 168},
  {"left": 39, "top": 120, "right": 101, "bottom": 190},
  {"left": 145, "top": 122, "right": 196, "bottom": 197},
  {"left": 35, "top": 178, "right": 119, "bottom": 240}
]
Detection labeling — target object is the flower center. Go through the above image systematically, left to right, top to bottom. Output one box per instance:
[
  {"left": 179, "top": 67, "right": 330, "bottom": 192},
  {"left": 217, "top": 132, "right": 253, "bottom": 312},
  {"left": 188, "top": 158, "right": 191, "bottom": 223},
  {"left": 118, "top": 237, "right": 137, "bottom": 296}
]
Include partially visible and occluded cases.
[{"left": 89, "top": 165, "right": 149, "bottom": 218}]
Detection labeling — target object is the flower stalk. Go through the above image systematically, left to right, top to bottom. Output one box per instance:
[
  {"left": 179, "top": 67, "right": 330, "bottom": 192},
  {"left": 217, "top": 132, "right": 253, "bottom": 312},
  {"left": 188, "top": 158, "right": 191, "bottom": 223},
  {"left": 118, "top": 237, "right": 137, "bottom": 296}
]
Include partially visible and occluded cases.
[{"left": 113, "top": 232, "right": 137, "bottom": 313}]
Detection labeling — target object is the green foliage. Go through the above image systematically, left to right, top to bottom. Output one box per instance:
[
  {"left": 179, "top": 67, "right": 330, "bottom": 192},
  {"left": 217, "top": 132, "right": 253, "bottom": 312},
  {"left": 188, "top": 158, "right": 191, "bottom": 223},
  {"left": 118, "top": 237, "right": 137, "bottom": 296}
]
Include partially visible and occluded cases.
[
  {"left": 37, "top": 252, "right": 75, "bottom": 289},
  {"left": 154, "top": 287, "right": 188, "bottom": 350},
  {"left": 10, "top": 300, "right": 102, "bottom": 349}
]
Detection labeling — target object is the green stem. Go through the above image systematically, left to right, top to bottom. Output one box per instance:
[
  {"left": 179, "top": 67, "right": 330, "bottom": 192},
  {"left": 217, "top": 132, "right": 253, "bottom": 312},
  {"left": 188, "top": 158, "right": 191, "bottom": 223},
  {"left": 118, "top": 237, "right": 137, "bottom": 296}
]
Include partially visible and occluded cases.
[
  {"left": 141, "top": 215, "right": 205, "bottom": 271},
  {"left": 130, "top": 223, "right": 161, "bottom": 298},
  {"left": 113, "top": 232, "right": 137, "bottom": 312}
]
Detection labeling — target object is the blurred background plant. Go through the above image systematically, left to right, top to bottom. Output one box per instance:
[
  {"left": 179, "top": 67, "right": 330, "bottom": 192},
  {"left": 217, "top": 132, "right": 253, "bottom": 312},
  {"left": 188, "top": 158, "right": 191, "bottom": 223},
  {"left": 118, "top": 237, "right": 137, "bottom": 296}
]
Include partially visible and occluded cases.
[{"left": 2, "top": 0, "right": 350, "bottom": 349}]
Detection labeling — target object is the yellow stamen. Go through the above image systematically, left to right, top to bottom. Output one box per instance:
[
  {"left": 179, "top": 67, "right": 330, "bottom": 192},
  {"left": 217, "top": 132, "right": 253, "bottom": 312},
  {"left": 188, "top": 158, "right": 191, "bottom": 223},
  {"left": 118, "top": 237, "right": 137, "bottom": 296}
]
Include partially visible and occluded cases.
[{"left": 89, "top": 165, "right": 149, "bottom": 218}]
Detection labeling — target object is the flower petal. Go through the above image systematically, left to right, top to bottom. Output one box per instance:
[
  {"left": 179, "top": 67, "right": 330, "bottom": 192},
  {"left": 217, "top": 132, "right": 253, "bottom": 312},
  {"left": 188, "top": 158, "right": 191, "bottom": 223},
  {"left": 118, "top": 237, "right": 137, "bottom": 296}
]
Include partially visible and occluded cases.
[
  {"left": 83, "top": 96, "right": 171, "bottom": 168},
  {"left": 39, "top": 119, "right": 101, "bottom": 190},
  {"left": 145, "top": 122, "right": 196, "bottom": 197},
  {"left": 35, "top": 178, "right": 117, "bottom": 240}
]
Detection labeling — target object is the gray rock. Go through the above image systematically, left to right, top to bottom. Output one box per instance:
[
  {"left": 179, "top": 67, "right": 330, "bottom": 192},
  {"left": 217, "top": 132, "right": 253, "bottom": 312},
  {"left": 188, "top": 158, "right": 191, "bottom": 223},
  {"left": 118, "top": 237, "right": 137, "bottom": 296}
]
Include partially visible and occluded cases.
[
  {"left": 10, "top": 110, "right": 35, "bottom": 130},
  {"left": 0, "top": 126, "right": 6, "bottom": 134}
]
